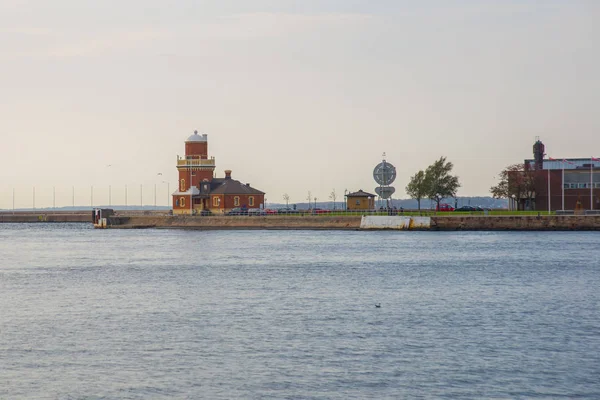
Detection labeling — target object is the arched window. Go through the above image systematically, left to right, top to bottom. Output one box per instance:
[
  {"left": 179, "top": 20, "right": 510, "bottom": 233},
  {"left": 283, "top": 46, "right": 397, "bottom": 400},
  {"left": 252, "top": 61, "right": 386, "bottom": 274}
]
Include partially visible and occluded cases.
[
  {"left": 180, "top": 179, "right": 186, "bottom": 192},
  {"left": 234, "top": 196, "right": 240, "bottom": 206},
  {"left": 248, "top": 196, "right": 254, "bottom": 206},
  {"left": 180, "top": 197, "right": 186, "bottom": 207},
  {"left": 213, "top": 197, "right": 220, "bottom": 207}
]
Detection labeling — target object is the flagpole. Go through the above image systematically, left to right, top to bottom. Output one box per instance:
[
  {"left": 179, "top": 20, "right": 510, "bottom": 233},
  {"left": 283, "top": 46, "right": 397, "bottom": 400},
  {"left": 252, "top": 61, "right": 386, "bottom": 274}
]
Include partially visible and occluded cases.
[
  {"left": 591, "top": 158, "right": 594, "bottom": 211},
  {"left": 562, "top": 161, "right": 564, "bottom": 211},
  {"left": 547, "top": 167, "right": 551, "bottom": 214}
]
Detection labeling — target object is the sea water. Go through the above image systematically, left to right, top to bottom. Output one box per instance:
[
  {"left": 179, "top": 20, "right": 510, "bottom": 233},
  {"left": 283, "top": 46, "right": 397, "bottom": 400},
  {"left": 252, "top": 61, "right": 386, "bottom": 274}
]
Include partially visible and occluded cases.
[{"left": 1, "top": 223, "right": 599, "bottom": 399}]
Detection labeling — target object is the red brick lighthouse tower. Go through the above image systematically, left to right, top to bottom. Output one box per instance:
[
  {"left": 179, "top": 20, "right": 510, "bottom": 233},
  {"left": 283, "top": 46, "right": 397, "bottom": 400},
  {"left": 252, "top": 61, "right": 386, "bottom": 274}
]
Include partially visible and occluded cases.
[{"left": 172, "top": 130, "right": 216, "bottom": 214}]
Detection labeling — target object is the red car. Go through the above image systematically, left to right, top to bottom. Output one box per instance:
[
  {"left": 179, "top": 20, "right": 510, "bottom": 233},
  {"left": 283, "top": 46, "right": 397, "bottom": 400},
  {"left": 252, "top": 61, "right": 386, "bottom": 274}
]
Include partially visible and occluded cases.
[{"left": 436, "top": 203, "right": 455, "bottom": 212}]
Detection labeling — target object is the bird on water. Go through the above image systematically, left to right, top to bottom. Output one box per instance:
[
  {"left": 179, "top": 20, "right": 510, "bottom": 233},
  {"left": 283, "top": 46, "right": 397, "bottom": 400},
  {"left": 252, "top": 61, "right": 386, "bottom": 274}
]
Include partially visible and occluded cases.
[{"left": 375, "top": 303, "right": 381, "bottom": 308}]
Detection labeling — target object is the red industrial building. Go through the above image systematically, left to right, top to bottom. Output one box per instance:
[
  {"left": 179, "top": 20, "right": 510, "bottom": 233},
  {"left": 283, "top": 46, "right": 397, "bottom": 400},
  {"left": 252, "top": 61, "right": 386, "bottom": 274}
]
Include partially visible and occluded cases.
[
  {"left": 172, "top": 131, "right": 265, "bottom": 214},
  {"left": 509, "top": 140, "right": 600, "bottom": 211}
]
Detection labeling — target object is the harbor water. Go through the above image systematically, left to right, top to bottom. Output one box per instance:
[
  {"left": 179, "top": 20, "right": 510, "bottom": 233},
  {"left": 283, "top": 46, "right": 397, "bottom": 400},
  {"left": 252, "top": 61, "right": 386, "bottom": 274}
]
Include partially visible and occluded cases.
[{"left": 1, "top": 223, "right": 599, "bottom": 399}]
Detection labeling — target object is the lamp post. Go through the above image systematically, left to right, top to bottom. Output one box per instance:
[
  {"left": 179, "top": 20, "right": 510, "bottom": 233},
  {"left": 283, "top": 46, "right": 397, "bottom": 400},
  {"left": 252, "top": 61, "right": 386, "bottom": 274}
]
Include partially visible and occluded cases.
[
  {"left": 162, "top": 181, "right": 170, "bottom": 207},
  {"left": 344, "top": 189, "right": 347, "bottom": 211},
  {"left": 314, "top": 197, "right": 317, "bottom": 209}
]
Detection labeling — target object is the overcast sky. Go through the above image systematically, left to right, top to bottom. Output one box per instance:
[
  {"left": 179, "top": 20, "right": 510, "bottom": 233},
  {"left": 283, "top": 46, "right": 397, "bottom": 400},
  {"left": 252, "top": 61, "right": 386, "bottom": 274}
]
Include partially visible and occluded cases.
[{"left": 1, "top": 0, "right": 598, "bottom": 208}]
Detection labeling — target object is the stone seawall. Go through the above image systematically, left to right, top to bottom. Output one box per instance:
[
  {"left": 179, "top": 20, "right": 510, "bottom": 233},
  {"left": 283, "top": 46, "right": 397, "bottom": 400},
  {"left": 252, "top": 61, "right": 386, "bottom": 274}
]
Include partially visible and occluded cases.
[
  {"left": 0, "top": 213, "right": 90, "bottom": 223},
  {"left": 105, "top": 214, "right": 600, "bottom": 230},
  {"left": 109, "top": 215, "right": 363, "bottom": 230},
  {"left": 430, "top": 215, "right": 600, "bottom": 231}
]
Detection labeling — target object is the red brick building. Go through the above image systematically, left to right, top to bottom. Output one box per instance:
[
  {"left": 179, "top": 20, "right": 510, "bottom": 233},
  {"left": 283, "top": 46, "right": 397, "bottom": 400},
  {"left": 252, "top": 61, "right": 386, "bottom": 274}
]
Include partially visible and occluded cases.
[
  {"left": 172, "top": 131, "right": 265, "bottom": 214},
  {"left": 509, "top": 140, "right": 600, "bottom": 211}
]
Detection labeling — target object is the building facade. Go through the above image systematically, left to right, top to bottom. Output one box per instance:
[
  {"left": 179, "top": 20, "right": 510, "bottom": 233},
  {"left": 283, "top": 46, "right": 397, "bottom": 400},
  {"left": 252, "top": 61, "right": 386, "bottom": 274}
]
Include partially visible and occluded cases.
[
  {"left": 172, "top": 131, "right": 265, "bottom": 214},
  {"left": 509, "top": 140, "right": 600, "bottom": 211},
  {"left": 346, "top": 190, "right": 376, "bottom": 210}
]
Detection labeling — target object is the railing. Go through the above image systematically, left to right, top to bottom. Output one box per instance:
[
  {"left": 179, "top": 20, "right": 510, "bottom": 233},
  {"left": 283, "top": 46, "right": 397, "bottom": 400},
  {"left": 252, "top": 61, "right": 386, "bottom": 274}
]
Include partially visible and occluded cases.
[{"left": 176, "top": 157, "right": 216, "bottom": 167}]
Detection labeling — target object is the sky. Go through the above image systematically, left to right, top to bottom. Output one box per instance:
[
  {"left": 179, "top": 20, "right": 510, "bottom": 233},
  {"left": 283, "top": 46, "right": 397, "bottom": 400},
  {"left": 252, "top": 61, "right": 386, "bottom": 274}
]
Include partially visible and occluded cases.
[{"left": 1, "top": 0, "right": 599, "bottom": 208}]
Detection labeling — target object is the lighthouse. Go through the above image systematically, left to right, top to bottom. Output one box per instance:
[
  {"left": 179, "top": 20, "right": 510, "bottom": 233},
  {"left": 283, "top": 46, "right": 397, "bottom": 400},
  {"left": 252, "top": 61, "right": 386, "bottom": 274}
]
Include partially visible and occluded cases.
[
  {"left": 172, "top": 130, "right": 216, "bottom": 214},
  {"left": 172, "top": 130, "right": 265, "bottom": 215}
]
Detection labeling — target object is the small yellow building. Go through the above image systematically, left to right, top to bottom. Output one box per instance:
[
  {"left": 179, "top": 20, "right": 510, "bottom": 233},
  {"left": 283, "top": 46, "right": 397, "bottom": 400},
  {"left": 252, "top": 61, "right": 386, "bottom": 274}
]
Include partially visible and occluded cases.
[{"left": 346, "top": 190, "right": 376, "bottom": 210}]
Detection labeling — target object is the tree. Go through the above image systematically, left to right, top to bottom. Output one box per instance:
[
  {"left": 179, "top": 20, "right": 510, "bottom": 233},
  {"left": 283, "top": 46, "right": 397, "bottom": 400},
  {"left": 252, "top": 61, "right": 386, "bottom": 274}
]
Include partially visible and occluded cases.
[
  {"left": 425, "top": 157, "right": 460, "bottom": 210},
  {"left": 490, "top": 163, "right": 537, "bottom": 210},
  {"left": 405, "top": 170, "right": 428, "bottom": 211},
  {"left": 329, "top": 189, "right": 337, "bottom": 210},
  {"left": 283, "top": 193, "right": 290, "bottom": 208}
]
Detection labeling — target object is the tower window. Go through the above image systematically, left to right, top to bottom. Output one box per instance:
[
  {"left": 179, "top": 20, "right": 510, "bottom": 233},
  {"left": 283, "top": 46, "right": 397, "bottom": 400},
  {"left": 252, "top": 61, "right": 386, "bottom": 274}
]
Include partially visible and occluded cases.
[
  {"left": 180, "top": 179, "right": 186, "bottom": 191},
  {"left": 249, "top": 196, "right": 254, "bottom": 206},
  {"left": 180, "top": 197, "right": 186, "bottom": 207}
]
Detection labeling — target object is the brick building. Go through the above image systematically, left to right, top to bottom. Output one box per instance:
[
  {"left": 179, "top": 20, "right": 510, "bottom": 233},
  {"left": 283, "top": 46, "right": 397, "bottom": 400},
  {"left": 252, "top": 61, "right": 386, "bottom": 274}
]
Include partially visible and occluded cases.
[
  {"left": 172, "top": 131, "right": 265, "bottom": 214},
  {"left": 509, "top": 140, "right": 600, "bottom": 211}
]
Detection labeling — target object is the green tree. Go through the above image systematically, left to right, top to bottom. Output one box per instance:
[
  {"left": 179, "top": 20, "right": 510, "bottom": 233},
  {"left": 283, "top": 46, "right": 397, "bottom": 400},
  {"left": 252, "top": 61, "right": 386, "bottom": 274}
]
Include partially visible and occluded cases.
[
  {"left": 425, "top": 157, "right": 460, "bottom": 210},
  {"left": 490, "top": 163, "right": 536, "bottom": 210},
  {"left": 405, "top": 170, "right": 428, "bottom": 211}
]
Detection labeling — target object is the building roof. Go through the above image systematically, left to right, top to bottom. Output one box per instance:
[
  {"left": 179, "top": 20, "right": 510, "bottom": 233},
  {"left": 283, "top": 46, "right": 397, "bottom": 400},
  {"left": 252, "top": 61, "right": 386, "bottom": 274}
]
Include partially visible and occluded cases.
[
  {"left": 186, "top": 130, "right": 208, "bottom": 142},
  {"left": 525, "top": 158, "right": 600, "bottom": 170},
  {"left": 210, "top": 178, "right": 265, "bottom": 195},
  {"left": 172, "top": 187, "right": 200, "bottom": 196},
  {"left": 347, "top": 189, "right": 376, "bottom": 198}
]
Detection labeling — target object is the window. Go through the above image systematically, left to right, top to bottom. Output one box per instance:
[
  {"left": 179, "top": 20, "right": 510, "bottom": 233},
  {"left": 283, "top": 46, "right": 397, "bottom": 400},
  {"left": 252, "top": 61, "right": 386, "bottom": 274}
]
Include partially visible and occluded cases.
[
  {"left": 180, "top": 179, "right": 185, "bottom": 191},
  {"left": 579, "top": 183, "right": 587, "bottom": 189},
  {"left": 563, "top": 184, "right": 570, "bottom": 189},
  {"left": 234, "top": 196, "right": 240, "bottom": 206},
  {"left": 249, "top": 196, "right": 254, "bottom": 206},
  {"left": 180, "top": 197, "right": 185, "bottom": 207},
  {"left": 213, "top": 197, "right": 220, "bottom": 207},
  {"left": 176, "top": 199, "right": 180, "bottom": 206},
  {"left": 356, "top": 200, "right": 360, "bottom": 206}
]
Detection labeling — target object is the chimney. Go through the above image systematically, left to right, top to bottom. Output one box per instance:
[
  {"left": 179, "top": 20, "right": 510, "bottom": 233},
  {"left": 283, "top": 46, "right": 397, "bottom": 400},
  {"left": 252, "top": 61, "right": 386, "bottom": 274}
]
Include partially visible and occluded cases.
[
  {"left": 224, "top": 170, "right": 232, "bottom": 179},
  {"left": 246, "top": 183, "right": 251, "bottom": 187}
]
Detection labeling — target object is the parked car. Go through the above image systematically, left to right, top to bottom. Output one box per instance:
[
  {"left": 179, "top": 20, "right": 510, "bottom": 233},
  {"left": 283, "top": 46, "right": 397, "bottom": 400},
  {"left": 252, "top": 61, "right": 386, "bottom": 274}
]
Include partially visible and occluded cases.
[
  {"left": 436, "top": 203, "right": 455, "bottom": 212},
  {"left": 454, "top": 206, "right": 477, "bottom": 212},
  {"left": 226, "top": 207, "right": 248, "bottom": 216},
  {"left": 248, "top": 208, "right": 267, "bottom": 216},
  {"left": 277, "top": 208, "right": 299, "bottom": 215},
  {"left": 312, "top": 208, "right": 331, "bottom": 215},
  {"left": 198, "top": 209, "right": 213, "bottom": 216},
  {"left": 265, "top": 209, "right": 278, "bottom": 215}
]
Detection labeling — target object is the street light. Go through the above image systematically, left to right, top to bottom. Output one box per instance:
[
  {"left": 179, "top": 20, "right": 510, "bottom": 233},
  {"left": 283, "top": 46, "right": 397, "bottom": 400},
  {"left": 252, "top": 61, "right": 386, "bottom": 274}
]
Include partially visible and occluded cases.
[
  {"left": 162, "top": 181, "right": 170, "bottom": 207},
  {"left": 344, "top": 189, "right": 348, "bottom": 211}
]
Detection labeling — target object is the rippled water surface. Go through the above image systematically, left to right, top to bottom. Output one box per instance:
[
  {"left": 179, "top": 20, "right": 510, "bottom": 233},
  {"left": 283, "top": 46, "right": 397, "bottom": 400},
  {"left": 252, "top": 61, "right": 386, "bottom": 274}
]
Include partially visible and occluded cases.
[{"left": 1, "top": 223, "right": 600, "bottom": 399}]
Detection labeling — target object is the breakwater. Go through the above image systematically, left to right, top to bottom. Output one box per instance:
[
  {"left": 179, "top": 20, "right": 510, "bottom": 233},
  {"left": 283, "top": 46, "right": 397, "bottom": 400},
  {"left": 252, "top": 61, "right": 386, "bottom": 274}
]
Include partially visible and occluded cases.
[
  {"left": 0, "top": 212, "right": 90, "bottom": 223},
  {"left": 104, "top": 215, "right": 600, "bottom": 231}
]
